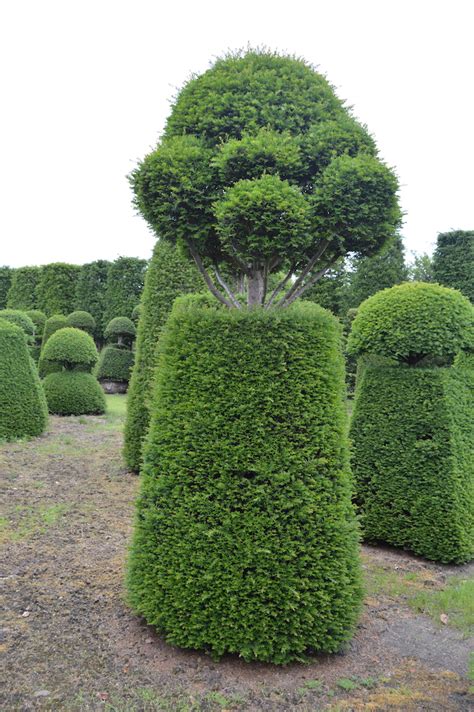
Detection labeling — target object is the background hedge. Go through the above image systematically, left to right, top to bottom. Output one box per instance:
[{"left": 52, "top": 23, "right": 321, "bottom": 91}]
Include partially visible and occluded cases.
[
  {"left": 432, "top": 230, "right": 474, "bottom": 302},
  {"left": 124, "top": 240, "right": 202, "bottom": 471},
  {"left": 102, "top": 257, "right": 148, "bottom": 329},
  {"left": 74, "top": 260, "right": 111, "bottom": 337},
  {"left": 35, "top": 263, "right": 81, "bottom": 316},
  {"left": 0, "top": 266, "right": 13, "bottom": 309},
  {"left": 7, "top": 266, "right": 41, "bottom": 310},
  {"left": 127, "top": 296, "right": 361, "bottom": 663},
  {"left": 0, "top": 320, "right": 48, "bottom": 440},
  {"left": 96, "top": 346, "right": 134, "bottom": 383},
  {"left": 349, "top": 364, "right": 474, "bottom": 563},
  {"left": 43, "top": 371, "right": 106, "bottom": 416}
]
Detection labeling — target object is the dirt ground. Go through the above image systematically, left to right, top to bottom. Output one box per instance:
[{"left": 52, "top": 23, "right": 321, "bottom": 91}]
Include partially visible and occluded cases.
[{"left": 1, "top": 396, "right": 473, "bottom": 711}]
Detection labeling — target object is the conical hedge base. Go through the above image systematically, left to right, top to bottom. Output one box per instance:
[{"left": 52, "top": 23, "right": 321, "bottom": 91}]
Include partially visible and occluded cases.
[{"left": 127, "top": 297, "right": 362, "bottom": 663}]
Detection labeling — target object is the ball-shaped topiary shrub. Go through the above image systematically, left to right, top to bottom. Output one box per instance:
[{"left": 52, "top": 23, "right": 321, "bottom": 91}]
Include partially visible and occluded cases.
[
  {"left": 347, "top": 282, "right": 474, "bottom": 365},
  {"left": 127, "top": 296, "right": 362, "bottom": 663},
  {"left": 0, "top": 309, "right": 35, "bottom": 344},
  {"left": 67, "top": 310, "right": 96, "bottom": 335},
  {"left": 41, "top": 314, "right": 68, "bottom": 348},
  {"left": 104, "top": 316, "right": 136, "bottom": 343},
  {"left": 0, "top": 320, "right": 48, "bottom": 440},
  {"left": 42, "top": 327, "right": 99, "bottom": 371},
  {"left": 96, "top": 346, "right": 134, "bottom": 383},
  {"left": 43, "top": 371, "right": 106, "bottom": 416}
]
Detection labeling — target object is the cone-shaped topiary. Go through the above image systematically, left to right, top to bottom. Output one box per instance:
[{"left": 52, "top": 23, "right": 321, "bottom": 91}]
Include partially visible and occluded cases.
[
  {"left": 124, "top": 240, "right": 202, "bottom": 471},
  {"left": 127, "top": 296, "right": 362, "bottom": 663},
  {"left": 0, "top": 309, "right": 35, "bottom": 344},
  {"left": 67, "top": 310, "right": 96, "bottom": 335},
  {"left": 0, "top": 320, "right": 48, "bottom": 440},
  {"left": 42, "top": 328, "right": 105, "bottom": 415},
  {"left": 96, "top": 346, "right": 134, "bottom": 383}
]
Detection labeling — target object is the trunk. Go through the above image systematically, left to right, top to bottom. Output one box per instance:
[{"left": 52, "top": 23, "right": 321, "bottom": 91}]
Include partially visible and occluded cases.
[{"left": 247, "top": 270, "right": 265, "bottom": 307}]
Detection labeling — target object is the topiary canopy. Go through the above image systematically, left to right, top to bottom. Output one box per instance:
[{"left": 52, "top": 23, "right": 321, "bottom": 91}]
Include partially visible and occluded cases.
[
  {"left": 67, "top": 310, "right": 96, "bottom": 335},
  {"left": 41, "top": 314, "right": 69, "bottom": 348},
  {"left": 104, "top": 316, "right": 136, "bottom": 341},
  {"left": 42, "top": 327, "right": 99, "bottom": 371},
  {"left": 43, "top": 371, "right": 106, "bottom": 416}
]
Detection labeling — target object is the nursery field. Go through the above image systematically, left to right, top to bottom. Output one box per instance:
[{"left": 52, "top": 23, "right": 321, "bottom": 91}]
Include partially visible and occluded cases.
[{"left": 1, "top": 396, "right": 473, "bottom": 712}]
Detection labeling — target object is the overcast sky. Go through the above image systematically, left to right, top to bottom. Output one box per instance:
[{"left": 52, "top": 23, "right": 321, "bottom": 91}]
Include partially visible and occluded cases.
[{"left": 1, "top": 0, "right": 473, "bottom": 268}]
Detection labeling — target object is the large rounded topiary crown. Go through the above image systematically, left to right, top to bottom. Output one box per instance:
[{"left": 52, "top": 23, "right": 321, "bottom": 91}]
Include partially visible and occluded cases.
[
  {"left": 347, "top": 282, "right": 474, "bottom": 364},
  {"left": 67, "top": 310, "right": 96, "bottom": 335},
  {"left": 104, "top": 316, "right": 136, "bottom": 341},
  {"left": 42, "top": 327, "right": 99, "bottom": 371}
]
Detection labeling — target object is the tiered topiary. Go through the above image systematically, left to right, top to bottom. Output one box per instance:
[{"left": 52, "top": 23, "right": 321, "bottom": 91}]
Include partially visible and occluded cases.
[
  {"left": 124, "top": 240, "right": 203, "bottom": 471},
  {"left": 348, "top": 282, "right": 474, "bottom": 563},
  {"left": 25, "top": 310, "right": 47, "bottom": 361},
  {"left": 67, "top": 310, "right": 96, "bottom": 335},
  {"left": 39, "top": 314, "right": 69, "bottom": 377},
  {"left": 96, "top": 317, "right": 136, "bottom": 393},
  {"left": 0, "top": 320, "right": 48, "bottom": 440},
  {"left": 42, "top": 328, "right": 105, "bottom": 415}
]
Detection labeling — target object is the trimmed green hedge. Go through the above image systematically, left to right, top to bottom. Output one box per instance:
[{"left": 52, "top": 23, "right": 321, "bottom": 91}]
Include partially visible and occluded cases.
[
  {"left": 432, "top": 230, "right": 474, "bottom": 302},
  {"left": 124, "top": 240, "right": 202, "bottom": 471},
  {"left": 102, "top": 256, "right": 147, "bottom": 329},
  {"left": 74, "top": 259, "right": 111, "bottom": 336},
  {"left": 35, "top": 263, "right": 81, "bottom": 316},
  {"left": 0, "top": 266, "right": 13, "bottom": 309},
  {"left": 7, "top": 266, "right": 41, "bottom": 310},
  {"left": 127, "top": 297, "right": 361, "bottom": 663},
  {"left": 67, "top": 310, "right": 96, "bottom": 335},
  {"left": 0, "top": 320, "right": 48, "bottom": 440},
  {"left": 42, "top": 327, "right": 98, "bottom": 371},
  {"left": 96, "top": 346, "right": 134, "bottom": 382},
  {"left": 350, "top": 364, "right": 474, "bottom": 563},
  {"left": 43, "top": 371, "right": 106, "bottom": 416}
]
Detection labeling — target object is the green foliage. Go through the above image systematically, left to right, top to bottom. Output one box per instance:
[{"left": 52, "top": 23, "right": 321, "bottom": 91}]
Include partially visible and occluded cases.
[
  {"left": 130, "top": 50, "right": 401, "bottom": 307},
  {"left": 433, "top": 230, "right": 474, "bottom": 301},
  {"left": 348, "top": 235, "right": 408, "bottom": 307},
  {"left": 124, "top": 240, "right": 203, "bottom": 472},
  {"left": 408, "top": 252, "right": 434, "bottom": 282},
  {"left": 102, "top": 257, "right": 148, "bottom": 328},
  {"left": 74, "top": 259, "right": 111, "bottom": 335},
  {"left": 303, "top": 259, "right": 350, "bottom": 316},
  {"left": 35, "top": 263, "right": 81, "bottom": 316},
  {"left": 0, "top": 266, "right": 13, "bottom": 309},
  {"left": 7, "top": 266, "right": 41, "bottom": 310},
  {"left": 348, "top": 282, "right": 474, "bottom": 364},
  {"left": 127, "top": 297, "right": 361, "bottom": 662},
  {"left": 131, "top": 304, "right": 141, "bottom": 323},
  {"left": 0, "top": 309, "right": 35, "bottom": 342},
  {"left": 25, "top": 310, "right": 47, "bottom": 341},
  {"left": 67, "top": 310, "right": 96, "bottom": 335},
  {"left": 41, "top": 314, "right": 69, "bottom": 348},
  {"left": 104, "top": 316, "right": 136, "bottom": 341},
  {"left": 0, "top": 320, "right": 48, "bottom": 440},
  {"left": 42, "top": 327, "right": 98, "bottom": 371},
  {"left": 96, "top": 346, "right": 134, "bottom": 382},
  {"left": 350, "top": 365, "right": 474, "bottom": 563},
  {"left": 43, "top": 371, "right": 106, "bottom": 416}
]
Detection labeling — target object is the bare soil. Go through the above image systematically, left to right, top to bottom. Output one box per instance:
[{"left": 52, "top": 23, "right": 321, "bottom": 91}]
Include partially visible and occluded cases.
[{"left": 1, "top": 400, "right": 472, "bottom": 711}]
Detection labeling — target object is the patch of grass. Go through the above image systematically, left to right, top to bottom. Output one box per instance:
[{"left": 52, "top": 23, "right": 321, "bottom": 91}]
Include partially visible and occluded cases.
[
  {"left": 87, "top": 394, "right": 128, "bottom": 433},
  {"left": 0, "top": 503, "right": 72, "bottom": 543},
  {"left": 411, "top": 578, "right": 474, "bottom": 636},
  {"left": 336, "top": 678, "right": 359, "bottom": 691}
]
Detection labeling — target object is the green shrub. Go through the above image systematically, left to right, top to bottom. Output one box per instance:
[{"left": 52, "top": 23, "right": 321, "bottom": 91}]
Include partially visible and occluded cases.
[
  {"left": 432, "top": 230, "right": 473, "bottom": 301},
  {"left": 124, "top": 240, "right": 202, "bottom": 471},
  {"left": 102, "top": 256, "right": 147, "bottom": 329},
  {"left": 74, "top": 260, "right": 111, "bottom": 336},
  {"left": 35, "top": 263, "right": 81, "bottom": 316},
  {"left": 0, "top": 266, "right": 13, "bottom": 309},
  {"left": 7, "top": 266, "right": 41, "bottom": 310},
  {"left": 347, "top": 282, "right": 474, "bottom": 365},
  {"left": 127, "top": 297, "right": 361, "bottom": 663},
  {"left": 131, "top": 304, "right": 141, "bottom": 323},
  {"left": 0, "top": 309, "right": 35, "bottom": 343},
  {"left": 25, "top": 310, "right": 47, "bottom": 340},
  {"left": 67, "top": 310, "right": 96, "bottom": 335},
  {"left": 41, "top": 314, "right": 69, "bottom": 348},
  {"left": 104, "top": 316, "right": 136, "bottom": 342},
  {"left": 0, "top": 320, "right": 48, "bottom": 440},
  {"left": 42, "top": 327, "right": 98, "bottom": 371},
  {"left": 96, "top": 346, "right": 134, "bottom": 382},
  {"left": 350, "top": 364, "right": 473, "bottom": 563},
  {"left": 43, "top": 371, "right": 106, "bottom": 416}
]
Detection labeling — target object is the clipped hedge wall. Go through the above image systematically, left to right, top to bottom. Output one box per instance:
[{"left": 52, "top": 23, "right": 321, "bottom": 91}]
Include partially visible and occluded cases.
[
  {"left": 432, "top": 230, "right": 474, "bottom": 302},
  {"left": 124, "top": 240, "right": 202, "bottom": 471},
  {"left": 102, "top": 256, "right": 147, "bottom": 329},
  {"left": 74, "top": 259, "right": 111, "bottom": 336},
  {"left": 35, "top": 263, "right": 81, "bottom": 317},
  {"left": 0, "top": 266, "right": 13, "bottom": 309},
  {"left": 7, "top": 266, "right": 41, "bottom": 310},
  {"left": 127, "top": 297, "right": 361, "bottom": 663},
  {"left": 0, "top": 320, "right": 48, "bottom": 440},
  {"left": 96, "top": 346, "right": 134, "bottom": 383},
  {"left": 350, "top": 364, "right": 474, "bottom": 563},
  {"left": 43, "top": 371, "right": 106, "bottom": 416}
]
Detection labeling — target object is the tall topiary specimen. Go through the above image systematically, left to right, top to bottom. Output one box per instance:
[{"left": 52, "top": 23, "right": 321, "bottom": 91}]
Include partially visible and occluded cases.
[
  {"left": 127, "top": 50, "right": 401, "bottom": 661},
  {"left": 432, "top": 230, "right": 474, "bottom": 301},
  {"left": 124, "top": 240, "right": 203, "bottom": 471},
  {"left": 102, "top": 257, "right": 147, "bottom": 329},
  {"left": 74, "top": 259, "right": 111, "bottom": 337},
  {"left": 35, "top": 263, "right": 81, "bottom": 316},
  {"left": 0, "top": 266, "right": 13, "bottom": 309},
  {"left": 7, "top": 266, "right": 41, "bottom": 310},
  {"left": 348, "top": 283, "right": 474, "bottom": 563},
  {"left": 128, "top": 296, "right": 361, "bottom": 663},
  {"left": 67, "top": 310, "right": 96, "bottom": 335},
  {"left": 96, "top": 316, "right": 137, "bottom": 391},
  {"left": 0, "top": 320, "right": 48, "bottom": 440},
  {"left": 42, "top": 328, "right": 105, "bottom": 415}
]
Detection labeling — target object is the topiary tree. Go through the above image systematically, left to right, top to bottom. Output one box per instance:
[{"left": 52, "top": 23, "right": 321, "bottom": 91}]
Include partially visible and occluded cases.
[
  {"left": 432, "top": 230, "right": 474, "bottom": 301},
  {"left": 347, "top": 234, "right": 408, "bottom": 308},
  {"left": 124, "top": 240, "right": 203, "bottom": 471},
  {"left": 102, "top": 257, "right": 148, "bottom": 328},
  {"left": 74, "top": 259, "right": 111, "bottom": 337},
  {"left": 303, "top": 259, "right": 350, "bottom": 317},
  {"left": 35, "top": 263, "right": 81, "bottom": 316},
  {"left": 0, "top": 266, "right": 13, "bottom": 309},
  {"left": 7, "top": 266, "right": 42, "bottom": 310},
  {"left": 348, "top": 282, "right": 474, "bottom": 563},
  {"left": 0, "top": 309, "right": 35, "bottom": 344},
  {"left": 67, "top": 310, "right": 96, "bottom": 335},
  {"left": 39, "top": 314, "right": 70, "bottom": 377},
  {"left": 96, "top": 316, "right": 137, "bottom": 392},
  {"left": 103, "top": 316, "right": 136, "bottom": 347},
  {"left": 0, "top": 320, "right": 48, "bottom": 440},
  {"left": 42, "top": 328, "right": 105, "bottom": 415}
]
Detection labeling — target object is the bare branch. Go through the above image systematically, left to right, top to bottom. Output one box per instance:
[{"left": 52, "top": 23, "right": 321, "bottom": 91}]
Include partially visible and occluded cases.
[
  {"left": 277, "top": 239, "right": 329, "bottom": 306},
  {"left": 186, "top": 240, "right": 235, "bottom": 309},
  {"left": 280, "top": 257, "right": 340, "bottom": 307},
  {"left": 265, "top": 263, "right": 296, "bottom": 308},
  {"left": 213, "top": 264, "right": 242, "bottom": 309}
]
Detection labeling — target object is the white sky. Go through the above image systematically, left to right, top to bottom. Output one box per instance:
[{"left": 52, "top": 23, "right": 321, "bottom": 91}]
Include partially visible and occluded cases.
[{"left": 1, "top": 0, "right": 473, "bottom": 268}]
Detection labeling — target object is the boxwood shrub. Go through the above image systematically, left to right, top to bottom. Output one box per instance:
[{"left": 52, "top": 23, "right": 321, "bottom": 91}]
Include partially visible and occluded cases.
[
  {"left": 124, "top": 240, "right": 202, "bottom": 471},
  {"left": 127, "top": 296, "right": 361, "bottom": 663},
  {"left": 0, "top": 320, "right": 48, "bottom": 440},
  {"left": 42, "top": 327, "right": 98, "bottom": 371},
  {"left": 96, "top": 346, "right": 134, "bottom": 383},
  {"left": 350, "top": 364, "right": 473, "bottom": 563},
  {"left": 43, "top": 371, "right": 106, "bottom": 416}
]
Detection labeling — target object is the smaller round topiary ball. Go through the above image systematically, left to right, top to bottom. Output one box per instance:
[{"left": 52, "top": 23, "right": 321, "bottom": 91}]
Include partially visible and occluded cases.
[
  {"left": 347, "top": 282, "right": 474, "bottom": 364},
  {"left": 0, "top": 309, "right": 35, "bottom": 343},
  {"left": 67, "top": 310, "right": 96, "bottom": 335},
  {"left": 42, "top": 314, "right": 68, "bottom": 348},
  {"left": 104, "top": 316, "right": 136, "bottom": 343},
  {"left": 42, "top": 327, "right": 99, "bottom": 372},
  {"left": 43, "top": 371, "right": 106, "bottom": 415}
]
